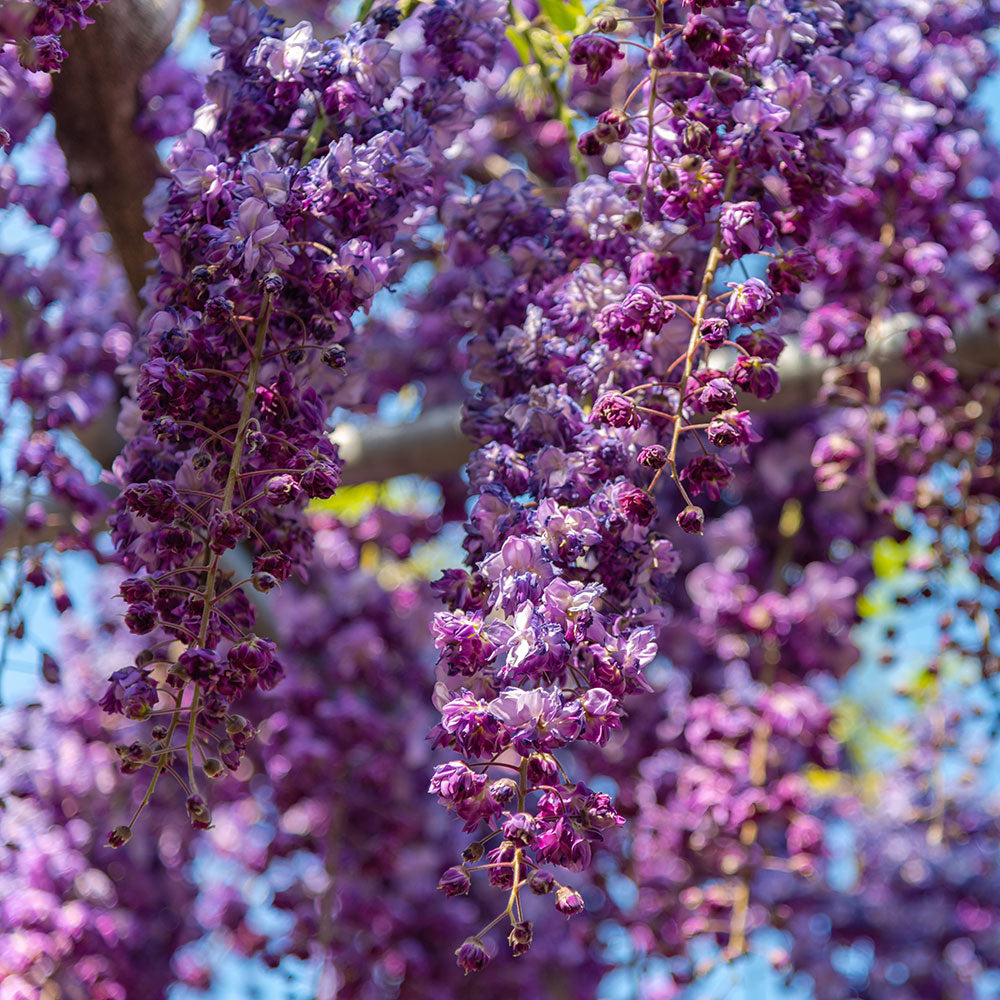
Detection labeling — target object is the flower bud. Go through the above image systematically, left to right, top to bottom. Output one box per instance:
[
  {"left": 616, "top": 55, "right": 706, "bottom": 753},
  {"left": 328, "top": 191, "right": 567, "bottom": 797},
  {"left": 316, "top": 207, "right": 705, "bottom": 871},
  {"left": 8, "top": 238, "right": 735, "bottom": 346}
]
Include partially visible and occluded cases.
[
  {"left": 592, "top": 13, "right": 617, "bottom": 32},
  {"left": 647, "top": 40, "right": 673, "bottom": 70},
  {"left": 684, "top": 121, "right": 711, "bottom": 151},
  {"left": 577, "top": 130, "right": 603, "bottom": 156},
  {"left": 659, "top": 166, "right": 680, "bottom": 191},
  {"left": 621, "top": 209, "right": 643, "bottom": 232},
  {"left": 262, "top": 272, "right": 284, "bottom": 293},
  {"left": 700, "top": 317, "right": 729, "bottom": 347},
  {"left": 322, "top": 344, "right": 347, "bottom": 369},
  {"left": 638, "top": 445, "right": 667, "bottom": 469},
  {"left": 619, "top": 487, "right": 657, "bottom": 525},
  {"left": 677, "top": 504, "right": 705, "bottom": 535},
  {"left": 252, "top": 571, "right": 279, "bottom": 593},
  {"left": 225, "top": 714, "right": 249, "bottom": 735},
  {"left": 526, "top": 752, "right": 558, "bottom": 785},
  {"left": 203, "top": 757, "right": 224, "bottom": 779},
  {"left": 489, "top": 778, "right": 518, "bottom": 805},
  {"left": 186, "top": 795, "right": 213, "bottom": 829},
  {"left": 502, "top": 812, "right": 538, "bottom": 846},
  {"left": 108, "top": 825, "right": 132, "bottom": 848},
  {"left": 462, "top": 840, "right": 485, "bottom": 863},
  {"left": 437, "top": 865, "right": 472, "bottom": 897},
  {"left": 528, "top": 869, "right": 555, "bottom": 895},
  {"left": 554, "top": 886, "right": 585, "bottom": 916},
  {"left": 507, "top": 920, "right": 533, "bottom": 957},
  {"left": 455, "top": 936, "right": 490, "bottom": 974}
]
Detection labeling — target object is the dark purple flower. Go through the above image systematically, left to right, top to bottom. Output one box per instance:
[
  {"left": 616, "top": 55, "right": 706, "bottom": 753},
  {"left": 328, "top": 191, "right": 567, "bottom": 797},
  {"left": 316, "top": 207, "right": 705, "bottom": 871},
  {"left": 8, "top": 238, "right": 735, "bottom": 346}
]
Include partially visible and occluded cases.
[
  {"left": 682, "top": 14, "right": 741, "bottom": 65},
  {"left": 569, "top": 34, "right": 622, "bottom": 84},
  {"left": 595, "top": 108, "right": 630, "bottom": 143},
  {"left": 720, "top": 201, "right": 776, "bottom": 256},
  {"left": 767, "top": 246, "right": 817, "bottom": 294},
  {"left": 725, "top": 278, "right": 777, "bottom": 325},
  {"left": 595, "top": 284, "right": 675, "bottom": 350},
  {"left": 801, "top": 303, "right": 868, "bottom": 357},
  {"left": 700, "top": 317, "right": 730, "bottom": 347},
  {"left": 729, "top": 355, "right": 779, "bottom": 399},
  {"left": 695, "top": 376, "right": 738, "bottom": 413},
  {"left": 591, "top": 392, "right": 641, "bottom": 429},
  {"left": 707, "top": 411, "right": 760, "bottom": 449},
  {"left": 638, "top": 445, "right": 667, "bottom": 469},
  {"left": 681, "top": 455, "right": 733, "bottom": 501},
  {"left": 300, "top": 461, "right": 340, "bottom": 499},
  {"left": 265, "top": 474, "right": 302, "bottom": 504},
  {"left": 122, "top": 480, "right": 179, "bottom": 523},
  {"left": 618, "top": 487, "right": 657, "bottom": 525},
  {"left": 676, "top": 504, "right": 705, "bottom": 534},
  {"left": 208, "top": 511, "right": 246, "bottom": 553},
  {"left": 124, "top": 601, "right": 157, "bottom": 635},
  {"left": 432, "top": 610, "right": 496, "bottom": 676},
  {"left": 227, "top": 635, "right": 277, "bottom": 675},
  {"left": 177, "top": 647, "right": 221, "bottom": 686},
  {"left": 99, "top": 667, "right": 157, "bottom": 720},
  {"left": 432, "top": 689, "right": 504, "bottom": 758},
  {"left": 526, "top": 751, "right": 559, "bottom": 785},
  {"left": 185, "top": 795, "right": 213, "bottom": 829},
  {"left": 502, "top": 812, "right": 538, "bottom": 846},
  {"left": 437, "top": 866, "right": 472, "bottom": 897},
  {"left": 528, "top": 869, "right": 556, "bottom": 894},
  {"left": 554, "top": 886, "right": 585, "bottom": 916},
  {"left": 507, "top": 920, "right": 533, "bottom": 957},
  {"left": 455, "top": 937, "right": 490, "bottom": 973}
]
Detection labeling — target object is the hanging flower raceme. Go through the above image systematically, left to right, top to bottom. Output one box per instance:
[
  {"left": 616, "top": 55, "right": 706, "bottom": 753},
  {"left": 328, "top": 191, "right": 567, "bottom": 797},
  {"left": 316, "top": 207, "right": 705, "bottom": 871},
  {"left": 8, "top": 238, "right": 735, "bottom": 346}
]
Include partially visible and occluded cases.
[
  {"left": 101, "top": 0, "right": 505, "bottom": 841},
  {"left": 428, "top": 0, "right": 857, "bottom": 967}
]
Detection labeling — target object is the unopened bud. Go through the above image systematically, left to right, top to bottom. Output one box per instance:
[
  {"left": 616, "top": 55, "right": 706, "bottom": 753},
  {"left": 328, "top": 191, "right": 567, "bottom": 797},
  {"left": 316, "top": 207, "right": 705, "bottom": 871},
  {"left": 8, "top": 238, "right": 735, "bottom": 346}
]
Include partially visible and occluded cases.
[
  {"left": 622, "top": 209, "right": 643, "bottom": 232},
  {"left": 321, "top": 344, "right": 347, "bottom": 369},
  {"left": 225, "top": 714, "right": 249, "bottom": 735},
  {"left": 203, "top": 757, "right": 224, "bottom": 778},
  {"left": 490, "top": 778, "right": 518, "bottom": 805},
  {"left": 186, "top": 795, "right": 213, "bottom": 829},
  {"left": 109, "top": 825, "right": 132, "bottom": 848},
  {"left": 462, "top": 841, "right": 485, "bottom": 863},
  {"left": 528, "top": 869, "right": 555, "bottom": 895},
  {"left": 554, "top": 886, "right": 585, "bottom": 916},
  {"left": 507, "top": 920, "right": 533, "bottom": 957}
]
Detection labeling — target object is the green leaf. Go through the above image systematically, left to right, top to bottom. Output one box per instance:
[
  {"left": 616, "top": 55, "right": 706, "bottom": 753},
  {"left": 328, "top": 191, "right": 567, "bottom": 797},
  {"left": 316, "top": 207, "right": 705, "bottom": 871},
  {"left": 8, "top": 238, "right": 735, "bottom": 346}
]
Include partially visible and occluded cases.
[
  {"left": 538, "top": 0, "right": 585, "bottom": 32},
  {"left": 506, "top": 25, "right": 531, "bottom": 65},
  {"left": 299, "top": 107, "right": 329, "bottom": 167}
]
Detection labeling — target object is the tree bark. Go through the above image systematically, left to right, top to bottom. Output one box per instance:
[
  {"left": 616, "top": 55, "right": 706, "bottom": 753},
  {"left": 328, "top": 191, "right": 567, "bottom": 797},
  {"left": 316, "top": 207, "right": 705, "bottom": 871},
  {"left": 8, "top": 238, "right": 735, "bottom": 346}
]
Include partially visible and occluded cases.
[{"left": 49, "top": 0, "right": 182, "bottom": 299}]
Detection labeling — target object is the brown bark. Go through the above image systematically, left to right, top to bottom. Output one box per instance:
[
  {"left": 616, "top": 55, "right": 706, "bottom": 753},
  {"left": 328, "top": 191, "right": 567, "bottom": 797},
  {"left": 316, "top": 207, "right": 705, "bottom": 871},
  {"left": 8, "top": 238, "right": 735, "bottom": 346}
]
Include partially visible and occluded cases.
[{"left": 49, "top": 0, "right": 182, "bottom": 299}]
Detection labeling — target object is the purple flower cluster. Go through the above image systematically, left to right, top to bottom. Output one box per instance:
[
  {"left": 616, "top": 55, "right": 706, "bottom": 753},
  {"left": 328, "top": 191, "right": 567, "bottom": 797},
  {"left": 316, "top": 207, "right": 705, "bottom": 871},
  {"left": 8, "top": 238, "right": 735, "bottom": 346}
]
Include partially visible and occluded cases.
[
  {"left": 0, "top": 0, "right": 107, "bottom": 71},
  {"left": 3, "top": 0, "right": 1000, "bottom": 994},
  {"left": 103, "top": 0, "right": 505, "bottom": 837},
  {"left": 427, "top": 0, "right": 864, "bottom": 964}
]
